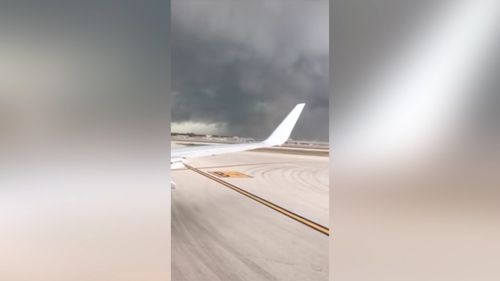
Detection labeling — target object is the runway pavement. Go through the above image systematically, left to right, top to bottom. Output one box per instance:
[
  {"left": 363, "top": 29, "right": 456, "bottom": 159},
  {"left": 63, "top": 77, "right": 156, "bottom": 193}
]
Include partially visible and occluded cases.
[{"left": 171, "top": 142, "right": 329, "bottom": 281}]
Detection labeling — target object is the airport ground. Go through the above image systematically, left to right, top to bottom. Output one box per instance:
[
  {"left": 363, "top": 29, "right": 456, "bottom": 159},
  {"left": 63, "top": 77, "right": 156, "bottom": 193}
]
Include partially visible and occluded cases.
[{"left": 171, "top": 142, "right": 329, "bottom": 281}]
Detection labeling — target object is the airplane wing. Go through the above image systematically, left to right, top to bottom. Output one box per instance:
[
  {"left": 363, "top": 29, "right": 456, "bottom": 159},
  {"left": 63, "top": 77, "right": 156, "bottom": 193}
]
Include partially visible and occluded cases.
[{"left": 171, "top": 103, "right": 305, "bottom": 164}]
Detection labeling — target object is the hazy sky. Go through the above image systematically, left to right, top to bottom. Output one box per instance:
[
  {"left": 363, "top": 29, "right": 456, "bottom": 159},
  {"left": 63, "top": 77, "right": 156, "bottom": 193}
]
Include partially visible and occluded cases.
[{"left": 172, "top": 0, "right": 329, "bottom": 141}]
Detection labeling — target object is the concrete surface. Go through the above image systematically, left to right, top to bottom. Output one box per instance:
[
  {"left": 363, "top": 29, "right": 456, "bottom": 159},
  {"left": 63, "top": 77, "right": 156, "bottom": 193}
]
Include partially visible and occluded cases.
[{"left": 171, "top": 142, "right": 329, "bottom": 281}]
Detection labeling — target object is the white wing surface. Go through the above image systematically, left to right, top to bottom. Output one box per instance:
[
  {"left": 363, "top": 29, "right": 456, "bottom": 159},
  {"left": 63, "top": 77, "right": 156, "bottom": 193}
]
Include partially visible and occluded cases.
[{"left": 171, "top": 103, "right": 305, "bottom": 162}]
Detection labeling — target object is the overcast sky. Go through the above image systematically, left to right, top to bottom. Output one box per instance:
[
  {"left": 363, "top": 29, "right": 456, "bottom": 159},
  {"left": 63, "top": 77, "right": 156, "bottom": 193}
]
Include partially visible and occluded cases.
[{"left": 172, "top": 0, "right": 329, "bottom": 141}]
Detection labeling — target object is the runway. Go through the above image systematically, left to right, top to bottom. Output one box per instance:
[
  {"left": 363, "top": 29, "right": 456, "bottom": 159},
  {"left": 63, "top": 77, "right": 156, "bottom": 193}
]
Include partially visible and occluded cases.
[{"left": 171, "top": 143, "right": 329, "bottom": 281}]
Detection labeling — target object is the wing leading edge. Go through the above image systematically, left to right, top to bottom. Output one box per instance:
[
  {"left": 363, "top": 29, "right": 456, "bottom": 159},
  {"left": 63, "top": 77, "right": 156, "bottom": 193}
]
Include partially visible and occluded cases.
[{"left": 171, "top": 103, "right": 305, "bottom": 161}]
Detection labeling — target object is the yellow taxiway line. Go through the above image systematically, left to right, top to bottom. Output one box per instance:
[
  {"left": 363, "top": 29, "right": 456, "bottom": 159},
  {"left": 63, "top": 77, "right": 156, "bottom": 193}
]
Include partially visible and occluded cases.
[{"left": 184, "top": 163, "right": 330, "bottom": 236}]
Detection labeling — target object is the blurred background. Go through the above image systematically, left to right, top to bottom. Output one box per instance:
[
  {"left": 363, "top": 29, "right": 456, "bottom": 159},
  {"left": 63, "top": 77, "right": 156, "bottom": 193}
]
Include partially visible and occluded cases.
[
  {"left": 3, "top": 0, "right": 500, "bottom": 280},
  {"left": 332, "top": 0, "right": 500, "bottom": 280},
  {"left": 0, "top": 1, "right": 171, "bottom": 280}
]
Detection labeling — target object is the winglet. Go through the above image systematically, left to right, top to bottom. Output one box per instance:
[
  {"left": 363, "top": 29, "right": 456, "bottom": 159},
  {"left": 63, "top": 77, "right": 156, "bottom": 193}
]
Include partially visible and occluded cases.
[{"left": 263, "top": 103, "right": 305, "bottom": 146}]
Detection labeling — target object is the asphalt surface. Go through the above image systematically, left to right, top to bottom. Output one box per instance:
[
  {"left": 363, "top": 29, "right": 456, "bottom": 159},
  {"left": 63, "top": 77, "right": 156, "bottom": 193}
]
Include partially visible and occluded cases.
[{"left": 171, "top": 143, "right": 329, "bottom": 281}]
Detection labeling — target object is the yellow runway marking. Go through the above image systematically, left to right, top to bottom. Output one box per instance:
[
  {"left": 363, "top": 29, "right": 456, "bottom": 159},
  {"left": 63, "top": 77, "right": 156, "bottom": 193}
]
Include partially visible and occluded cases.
[
  {"left": 184, "top": 163, "right": 330, "bottom": 236},
  {"left": 209, "top": 171, "right": 253, "bottom": 178}
]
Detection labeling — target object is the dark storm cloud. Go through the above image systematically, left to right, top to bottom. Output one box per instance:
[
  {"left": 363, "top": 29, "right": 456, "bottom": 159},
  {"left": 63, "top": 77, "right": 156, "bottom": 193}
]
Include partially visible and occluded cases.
[{"left": 172, "top": 0, "right": 329, "bottom": 141}]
